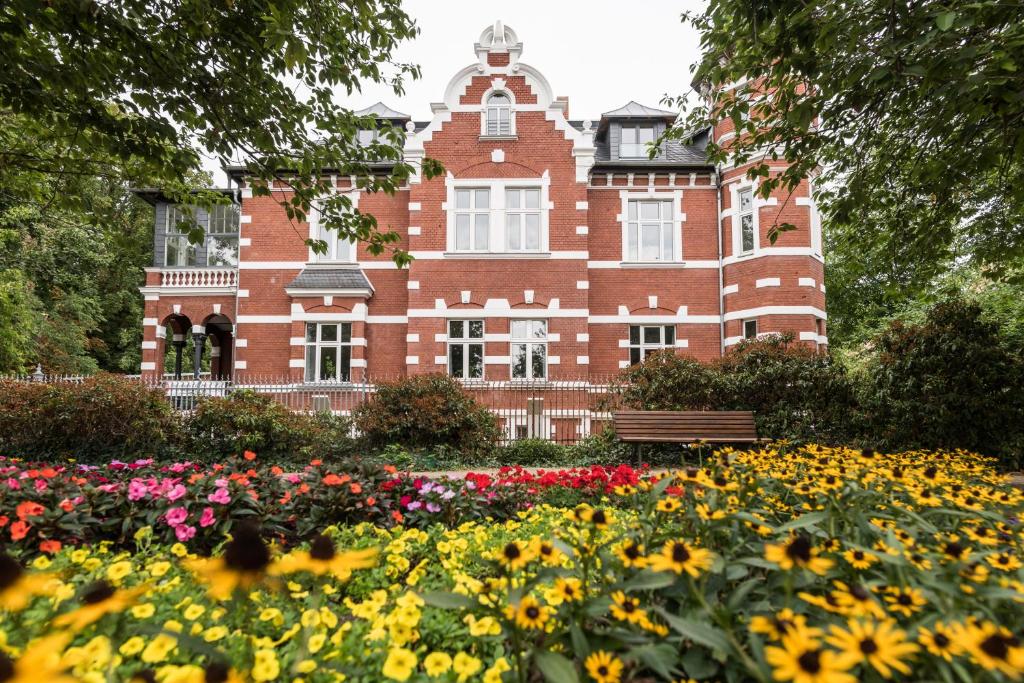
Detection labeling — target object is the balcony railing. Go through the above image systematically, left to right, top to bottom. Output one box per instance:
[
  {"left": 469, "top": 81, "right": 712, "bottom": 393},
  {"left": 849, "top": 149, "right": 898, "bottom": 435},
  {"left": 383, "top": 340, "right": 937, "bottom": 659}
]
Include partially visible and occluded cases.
[{"left": 160, "top": 268, "right": 237, "bottom": 289}]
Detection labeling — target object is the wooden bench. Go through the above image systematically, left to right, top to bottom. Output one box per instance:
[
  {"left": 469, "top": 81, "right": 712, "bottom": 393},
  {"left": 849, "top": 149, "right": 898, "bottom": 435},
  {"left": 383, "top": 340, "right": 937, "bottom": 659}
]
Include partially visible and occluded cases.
[{"left": 612, "top": 410, "right": 760, "bottom": 463}]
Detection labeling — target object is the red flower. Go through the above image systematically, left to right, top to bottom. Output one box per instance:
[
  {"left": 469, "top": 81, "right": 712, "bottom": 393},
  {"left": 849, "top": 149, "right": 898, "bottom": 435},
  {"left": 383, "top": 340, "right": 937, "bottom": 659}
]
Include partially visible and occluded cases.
[
  {"left": 243, "top": 450, "right": 257, "bottom": 461},
  {"left": 310, "top": 459, "right": 322, "bottom": 466},
  {"left": 349, "top": 483, "right": 362, "bottom": 495},
  {"left": 59, "top": 499, "right": 75, "bottom": 512},
  {"left": 16, "top": 501, "right": 44, "bottom": 521},
  {"left": 0, "top": 516, "right": 8, "bottom": 528},
  {"left": 10, "top": 521, "right": 29, "bottom": 540},
  {"left": 39, "top": 539, "right": 61, "bottom": 554}
]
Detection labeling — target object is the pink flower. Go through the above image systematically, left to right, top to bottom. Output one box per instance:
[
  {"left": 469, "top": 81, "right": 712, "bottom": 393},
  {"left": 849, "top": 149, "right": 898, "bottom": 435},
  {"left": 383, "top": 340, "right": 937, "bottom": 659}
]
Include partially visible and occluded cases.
[
  {"left": 5, "top": 478, "right": 19, "bottom": 490},
  {"left": 33, "top": 479, "right": 48, "bottom": 492},
  {"left": 128, "top": 480, "right": 148, "bottom": 502},
  {"left": 166, "top": 484, "right": 187, "bottom": 501},
  {"left": 208, "top": 488, "right": 231, "bottom": 505},
  {"left": 165, "top": 507, "right": 188, "bottom": 526},
  {"left": 199, "top": 507, "right": 216, "bottom": 528},
  {"left": 175, "top": 525, "right": 196, "bottom": 541}
]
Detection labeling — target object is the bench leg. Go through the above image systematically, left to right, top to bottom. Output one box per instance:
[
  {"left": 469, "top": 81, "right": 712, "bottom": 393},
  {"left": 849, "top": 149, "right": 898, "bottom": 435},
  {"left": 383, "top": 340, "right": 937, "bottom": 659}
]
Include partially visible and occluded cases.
[{"left": 633, "top": 443, "right": 641, "bottom": 468}]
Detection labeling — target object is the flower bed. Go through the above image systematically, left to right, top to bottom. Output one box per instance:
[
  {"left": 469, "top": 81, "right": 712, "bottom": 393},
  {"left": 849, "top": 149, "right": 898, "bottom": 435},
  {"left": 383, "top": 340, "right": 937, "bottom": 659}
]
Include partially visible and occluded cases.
[
  {"left": 0, "top": 445, "right": 1022, "bottom": 682},
  {"left": 0, "top": 455, "right": 643, "bottom": 554}
]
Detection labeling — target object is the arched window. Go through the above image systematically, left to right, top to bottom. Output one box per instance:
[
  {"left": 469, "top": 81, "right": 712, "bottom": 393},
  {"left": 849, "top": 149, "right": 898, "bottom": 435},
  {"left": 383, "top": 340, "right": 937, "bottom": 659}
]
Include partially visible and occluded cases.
[{"left": 485, "top": 92, "right": 512, "bottom": 136}]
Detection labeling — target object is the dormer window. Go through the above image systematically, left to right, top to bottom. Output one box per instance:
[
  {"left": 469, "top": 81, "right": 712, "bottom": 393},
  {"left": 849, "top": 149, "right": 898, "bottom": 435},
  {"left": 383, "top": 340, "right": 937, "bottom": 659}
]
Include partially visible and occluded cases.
[
  {"left": 484, "top": 92, "right": 512, "bottom": 136},
  {"left": 621, "top": 124, "right": 657, "bottom": 158},
  {"left": 356, "top": 128, "right": 378, "bottom": 146}
]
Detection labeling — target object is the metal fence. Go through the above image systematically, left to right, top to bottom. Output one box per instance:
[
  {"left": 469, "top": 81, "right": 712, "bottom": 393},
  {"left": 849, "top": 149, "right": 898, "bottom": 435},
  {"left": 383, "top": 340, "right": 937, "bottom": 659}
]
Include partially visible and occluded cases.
[{"left": 3, "top": 371, "right": 622, "bottom": 445}]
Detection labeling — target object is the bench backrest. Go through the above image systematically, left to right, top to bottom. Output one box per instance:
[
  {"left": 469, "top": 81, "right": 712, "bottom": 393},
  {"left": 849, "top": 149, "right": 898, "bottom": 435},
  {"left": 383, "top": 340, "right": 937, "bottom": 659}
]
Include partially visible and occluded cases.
[{"left": 612, "top": 410, "right": 758, "bottom": 443}]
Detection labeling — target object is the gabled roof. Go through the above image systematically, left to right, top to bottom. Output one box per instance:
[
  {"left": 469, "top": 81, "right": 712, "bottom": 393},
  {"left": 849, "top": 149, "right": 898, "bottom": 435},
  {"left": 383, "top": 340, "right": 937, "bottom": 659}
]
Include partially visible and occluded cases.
[
  {"left": 601, "top": 101, "right": 678, "bottom": 119},
  {"left": 353, "top": 102, "right": 410, "bottom": 120},
  {"left": 286, "top": 267, "right": 373, "bottom": 293}
]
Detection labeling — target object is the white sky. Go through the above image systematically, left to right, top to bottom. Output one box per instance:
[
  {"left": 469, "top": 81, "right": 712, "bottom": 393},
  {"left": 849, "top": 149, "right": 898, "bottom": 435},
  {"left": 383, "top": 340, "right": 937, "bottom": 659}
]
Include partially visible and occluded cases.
[{"left": 206, "top": 0, "right": 707, "bottom": 183}]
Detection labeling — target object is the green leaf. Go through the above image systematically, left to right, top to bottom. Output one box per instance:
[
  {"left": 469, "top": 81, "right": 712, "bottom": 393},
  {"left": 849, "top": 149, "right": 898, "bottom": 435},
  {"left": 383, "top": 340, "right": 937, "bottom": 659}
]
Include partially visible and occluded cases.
[
  {"left": 935, "top": 12, "right": 956, "bottom": 31},
  {"left": 773, "top": 511, "right": 828, "bottom": 534},
  {"left": 624, "top": 570, "right": 676, "bottom": 591},
  {"left": 418, "top": 591, "right": 476, "bottom": 610},
  {"left": 653, "top": 607, "right": 732, "bottom": 652},
  {"left": 631, "top": 644, "right": 678, "bottom": 679},
  {"left": 533, "top": 651, "right": 579, "bottom": 683}
]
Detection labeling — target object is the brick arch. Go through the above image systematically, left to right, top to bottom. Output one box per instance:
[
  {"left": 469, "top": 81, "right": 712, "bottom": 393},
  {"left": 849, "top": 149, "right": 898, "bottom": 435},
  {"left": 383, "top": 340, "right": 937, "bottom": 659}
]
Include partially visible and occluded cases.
[{"left": 455, "top": 160, "right": 541, "bottom": 178}]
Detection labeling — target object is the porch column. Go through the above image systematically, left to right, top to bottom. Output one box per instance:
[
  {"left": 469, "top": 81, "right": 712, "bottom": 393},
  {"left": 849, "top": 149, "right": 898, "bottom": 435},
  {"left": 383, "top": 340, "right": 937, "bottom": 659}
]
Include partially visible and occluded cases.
[
  {"left": 192, "top": 326, "right": 206, "bottom": 380},
  {"left": 171, "top": 335, "right": 186, "bottom": 380}
]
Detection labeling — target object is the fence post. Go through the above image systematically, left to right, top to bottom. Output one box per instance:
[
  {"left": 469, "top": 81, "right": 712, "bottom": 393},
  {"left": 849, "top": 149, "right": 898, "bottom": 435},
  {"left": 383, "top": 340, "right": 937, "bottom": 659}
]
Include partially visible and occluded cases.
[{"left": 30, "top": 364, "right": 45, "bottom": 382}]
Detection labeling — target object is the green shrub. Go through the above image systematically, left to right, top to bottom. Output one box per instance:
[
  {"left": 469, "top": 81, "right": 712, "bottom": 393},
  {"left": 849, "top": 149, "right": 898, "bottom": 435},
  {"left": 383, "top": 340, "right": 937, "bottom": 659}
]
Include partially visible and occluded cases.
[
  {"left": 859, "top": 298, "right": 1024, "bottom": 468},
  {"left": 610, "top": 351, "right": 726, "bottom": 410},
  {"left": 0, "top": 373, "right": 175, "bottom": 461},
  {"left": 353, "top": 374, "right": 499, "bottom": 456},
  {"left": 179, "top": 390, "right": 356, "bottom": 462},
  {"left": 497, "top": 438, "right": 566, "bottom": 466}
]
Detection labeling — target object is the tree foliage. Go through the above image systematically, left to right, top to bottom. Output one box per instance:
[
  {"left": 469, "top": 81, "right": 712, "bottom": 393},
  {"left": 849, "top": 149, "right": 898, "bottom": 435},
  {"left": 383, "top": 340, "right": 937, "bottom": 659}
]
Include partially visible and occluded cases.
[
  {"left": 0, "top": 0, "right": 441, "bottom": 263},
  {"left": 672, "top": 0, "right": 1024, "bottom": 283}
]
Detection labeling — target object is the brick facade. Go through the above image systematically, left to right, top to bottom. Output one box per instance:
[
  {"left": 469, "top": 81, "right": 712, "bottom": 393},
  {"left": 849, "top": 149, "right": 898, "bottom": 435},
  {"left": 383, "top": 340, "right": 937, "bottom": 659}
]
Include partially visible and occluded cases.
[{"left": 138, "top": 22, "right": 826, "bottom": 382}]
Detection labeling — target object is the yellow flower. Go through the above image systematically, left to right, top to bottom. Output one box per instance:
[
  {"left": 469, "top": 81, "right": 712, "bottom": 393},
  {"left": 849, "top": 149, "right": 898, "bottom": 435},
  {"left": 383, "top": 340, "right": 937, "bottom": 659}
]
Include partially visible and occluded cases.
[
  {"left": 655, "top": 497, "right": 682, "bottom": 513},
  {"left": 184, "top": 523, "right": 271, "bottom": 600},
  {"left": 272, "top": 534, "right": 378, "bottom": 582},
  {"left": 764, "top": 535, "right": 834, "bottom": 575},
  {"left": 496, "top": 540, "right": 534, "bottom": 571},
  {"left": 614, "top": 540, "right": 647, "bottom": 569},
  {"left": 648, "top": 540, "right": 713, "bottom": 577},
  {"left": 170, "top": 543, "right": 188, "bottom": 557},
  {"left": 841, "top": 548, "right": 878, "bottom": 570},
  {"left": 0, "top": 553, "right": 55, "bottom": 611},
  {"left": 107, "top": 560, "right": 133, "bottom": 583},
  {"left": 149, "top": 561, "right": 171, "bottom": 577},
  {"left": 53, "top": 580, "right": 148, "bottom": 631},
  {"left": 883, "top": 586, "right": 926, "bottom": 618},
  {"left": 609, "top": 590, "right": 646, "bottom": 624},
  {"left": 508, "top": 595, "right": 551, "bottom": 630},
  {"left": 132, "top": 603, "right": 156, "bottom": 619},
  {"left": 183, "top": 604, "right": 206, "bottom": 621},
  {"left": 749, "top": 608, "right": 822, "bottom": 642},
  {"left": 827, "top": 618, "right": 920, "bottom": 678},
  {"left": 962, "top": 620, "right": 1024, "bottom": 679},
  {"left": 917, "top": 622, "right": 964, "bottom": 661},
  {"left": 203, "top": 626, "right": 229, "bottom": 642},
  {"left": 765, "top": 632, "right": 856, "bottom": 683},
  {"left": 0, "top": 633, "right": 76, "bottom": 683},
  {"left": 140, "top": 633, "right": 177, "bottom": 664},
  {"left": 119, "top": 636, "right": 145, "bottom": 657},
  {"left": 382, "top": 647, "right": 417, "bottom": 682},
  {"left": 251, "top": 649, "right": 280, "bottom": 682},
  {"left": 585, "top": 650, "right": 623, "bottom": 683},
  {"left": 423, "top": 652, "right": 453, "bottom": 677},
  {"left": 453, "top": 652, "right": 482, "bottom": 682},
  {"left": 483, "top": 657, "right": 511, "bottom": 683}
]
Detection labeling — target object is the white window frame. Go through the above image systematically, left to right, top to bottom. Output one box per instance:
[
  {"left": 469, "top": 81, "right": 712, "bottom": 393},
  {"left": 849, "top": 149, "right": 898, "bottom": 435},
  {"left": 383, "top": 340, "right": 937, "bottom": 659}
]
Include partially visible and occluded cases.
[
  {"left": 480, "top": 89, "right": 516, "bottom": 137},
  {"left": 620, "top": 123, "right": 658, "bottom": 159},
  {"left": 445, "top": 175, "right": 551, "bottom": 255},
  {"left": 731, "top": 183, "right": 759, "bottom": 257},
  {"left": 452, "top": 187, "right": 491, "bottom": 252},
  {"left": 504, "top": 187, "right": 543, "bottom": 252},
  {"left": 618, "top": 189, "right": 684, "bottom": 263},
  {"left": 308, "top": 190, "right": 358, "bottom": 264},
  {"left": 206, "top": 204, "right": 240, "bottom": 267},
  {"left": 165, "top": 205, "right": 198, "bottom": 267},
  {"left": 742, "top": 318, "right": 758, "bottom": 340},
  {"left": 447, "top": 319, "right": 485, "bottom": 379},
  {"left": 510, "top": 319, "right": 548, "bottom": 381},
  {"left": 304, "top": 322, "right": 354, "bottom": 383},
  {"left": 628, "top": 325, "right": 676, "bottom": 365}
]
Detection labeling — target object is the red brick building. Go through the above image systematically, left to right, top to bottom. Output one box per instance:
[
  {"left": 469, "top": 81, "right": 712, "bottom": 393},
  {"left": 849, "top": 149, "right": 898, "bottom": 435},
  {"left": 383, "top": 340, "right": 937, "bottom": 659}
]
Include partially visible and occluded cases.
[{"left": 137, "top": 21, "right": 826, "bottom": 387}]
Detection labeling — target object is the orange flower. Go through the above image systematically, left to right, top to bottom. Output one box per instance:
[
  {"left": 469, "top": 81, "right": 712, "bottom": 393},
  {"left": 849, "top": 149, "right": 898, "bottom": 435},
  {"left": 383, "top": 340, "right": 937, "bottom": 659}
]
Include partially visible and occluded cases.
[
  {"left": 243, "top": 450, "right": 257, "bottom": 461},
  {"left": 311, "top": 459, "right": 323, "bottom": 466},
  {"left": 212, "top": 464, "right": 224, "bottom": 472},
  {"left": 383, "top": 465, "right": 398, "bottom": 474},
  {"left": 271, "top": 466, "right": 284, "bottom": 476},
  {"left": 40, "top": 468, "right": 57, "bottom": 479},
  {"left": 189, "top": 474, "right": 203, "bottom": 484},
  {"left": 323, "top": 474, "right": 351, "bottom": 487},
  {"left": 349, "top": 483, "right": 363, "bottom": 495},
  {"left": 298, "top": 484, "right": 310, "bottom": 495},
  {"left": 247, "top": 489, "right": 259, "bottom": 501},
  {"left": 279, "top": 491, "right": 292, "bottom": 504},
  {"left": 366, "top": 496, "right": 377, "bottom": 506},
  {"left": 59, "top": 499, "right": 74, "bottom": 512},
  {"left": 16, "top": 501, "right": 44, "bottom": 521},
  {"left": 391, "top": 511, "right": 404, "bottom": 523},
  {"left": 0, "top": 516, "right": 9, "bottom": 528},
  {"left": 10, "top": 521, "right": 30, "bottom": 540},
  {"left": 39, "top": 539, "right": 62, "bottom": 554}
]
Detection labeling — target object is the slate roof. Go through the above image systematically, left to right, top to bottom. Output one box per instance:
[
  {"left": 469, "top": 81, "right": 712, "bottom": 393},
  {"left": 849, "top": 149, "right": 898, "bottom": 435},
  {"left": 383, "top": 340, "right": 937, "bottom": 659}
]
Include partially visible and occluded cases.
[
  {"left": 601, "top": 101, "right": 679, "bottom": 119},
  {"left": 353, "top": 102, "right": 410, "bottom": 120},
  {"left": 594, "top": 127, "right": 712, "bottom": 168},
  {"left": 286, "top": 267, "right": 373, "bottom": 291}
]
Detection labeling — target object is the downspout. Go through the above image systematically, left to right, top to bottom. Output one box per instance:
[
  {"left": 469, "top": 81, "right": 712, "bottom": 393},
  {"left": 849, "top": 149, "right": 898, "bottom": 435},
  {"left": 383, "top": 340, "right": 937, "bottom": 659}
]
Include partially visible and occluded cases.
[
  {"left": 715, "top": 165, "right": 725, "bottom": 357},
  {"left": 231, "top": 177, "right": 242, "bottom": 382}
]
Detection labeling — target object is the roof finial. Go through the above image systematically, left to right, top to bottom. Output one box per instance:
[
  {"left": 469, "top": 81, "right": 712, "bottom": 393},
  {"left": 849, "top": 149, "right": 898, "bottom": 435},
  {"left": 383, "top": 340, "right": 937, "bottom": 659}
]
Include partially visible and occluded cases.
[{"left": 492, "top": 20, "right": 506, "bottom": 49}]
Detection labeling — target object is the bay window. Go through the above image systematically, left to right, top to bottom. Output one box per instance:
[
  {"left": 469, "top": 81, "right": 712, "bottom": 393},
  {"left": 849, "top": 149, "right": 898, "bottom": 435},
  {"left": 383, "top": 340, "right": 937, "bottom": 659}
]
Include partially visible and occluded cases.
[
  {"left": 626, "top": 199, "right": 674, "bottom": 262},
  {"left": 207, "top": 204, "right": 240, "bottom": 267},
  {"left": 511, "top": 319, "right": 547, "bottom": 380},
  {"left": 448, "top": 320, "right": 484, "bottom": 379},
  {"left": 304, "top": 323, "right": 353, "bottom": 382},
  {"left": 628, "top": 325, "right": 676, "bottom": 365}
]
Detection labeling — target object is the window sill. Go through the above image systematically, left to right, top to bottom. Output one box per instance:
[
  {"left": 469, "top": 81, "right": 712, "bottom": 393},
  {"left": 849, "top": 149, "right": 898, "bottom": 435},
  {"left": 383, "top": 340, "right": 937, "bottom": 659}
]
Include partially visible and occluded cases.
[
  {"left": 479, "top": 135, "right": 518, "bottom": 141},
  {"left": 444, "top": 251, "right": 550, "bottom": 259},
  {"left": 304, "top": 261, "right": 360, "bottom": 268},
  {"left": 618, "top": 261, "right": 686, "bottom": 268}
]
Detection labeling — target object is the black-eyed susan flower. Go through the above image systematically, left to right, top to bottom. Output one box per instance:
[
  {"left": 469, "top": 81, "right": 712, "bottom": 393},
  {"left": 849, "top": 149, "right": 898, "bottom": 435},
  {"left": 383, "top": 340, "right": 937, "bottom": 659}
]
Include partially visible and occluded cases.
[
  {"left": 655, "top": 497, "right": 682, "bottom": 513},
  {"left": 184, "top": 522, "right": 272, "bottom": 600},
  {"left": 271, "top": 534, "right": 378, "bottom": 581},
  {"left": 765, "top": 535, "right": 834, "bottom": 575},
  {"left": 530, "top": 538, "right": 563, "bottom": 565},
  {"left": 496, "top": 540, "right": 534, "bottom": 571},
  {"left": 614, "top": 540, "right": 647, "bottom": 569},
  {"left": 648, "top": 540, "right": 713, "bottom": 577},
  {"left": 842, "top": 548, "right": 878, "bottom": 570},
  {"left": 0, "top": 552, "right": 54, "bottom": 611},
  {"left": 986, "top": 552, "right": 1022, "bottom": 572},
  {"left": 552, "top": 576, "right": 583, "bottom": 603},
  {"left": 53, "top": 580, "right": 147, "bottom": 631},
  {"left": 830, "top": 582, "right": 886, "bottom": 619},
  {"left": 883, "top": 586, "right": 926, "bottom": 618},
  {"left": 609, "top": 590, "right": 646, "bottom": 624},
  {"left": 508, "top": 595, "right": 551, "bottom": 630},
  {"left": 750, "top": 609, "right": 822, "bottom": 642},
  {"left": 827, "top": 618, "right": 920, "bottom": 678},
  {"left": 962, "top": 620, "right": 1024, "bottom": 679},
  {"left": 917, "top": 622, "right": 964, "bottom": 661},
  {"left": 765, "top": 632, "right": 856, "bottom": 683},
  {"left": 0, "top": 633, "right": 75, "bottom": 683},
  {"left": 584, "top": 650, "right": 623, "bottom": 683},
  {"left": 202, "top": 661, "right": 247, "bottom": 683}
]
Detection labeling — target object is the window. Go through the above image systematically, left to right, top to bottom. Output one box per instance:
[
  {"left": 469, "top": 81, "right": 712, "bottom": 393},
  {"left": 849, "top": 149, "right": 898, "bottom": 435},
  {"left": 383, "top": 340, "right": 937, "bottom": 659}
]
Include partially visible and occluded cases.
[
  {"left": 484, "top": 93, "right": 512, "bottom": 136},
  {"left": 620, "top": 124, "right": 657, "bottom": 158},
  {"left": 356, "top": 128, "right": 377, "bottom": 146},
  {"left": 737, "top": 187, "right": 756, "bottom": 254},
  {"left": 505, "top": 188, "right": 541, "bottom": 251},
  {"left": 454, "top": 189, "right": 490, "bottom": 251},
  {"left": 626, "top": 199, "right": 674, "bottom": 261},
  {"left": 207, "top": 205, "right": 239, "bottom": 267},
  {"left": 165, "top": 206, "right": 198, "bottom": 267},
  {"left": 315, "top": 219, "right": 355, "bottom": 262},
  {"left": 510, "top": 319, "right": 547, "bottom": 380},
  {"left": 743, "top": 319, "right": 758, "bottom": 340},
  {"left": 448, "top": 320, "right": 484, "bottom": 379},
  {"left": 304, "top": 323, "right": 353, "bottom": 382},
  {"left": 628, "top": 325, "right": 676, "bottom": 365}
]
